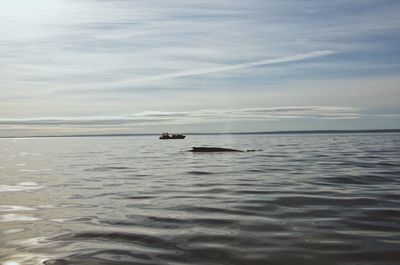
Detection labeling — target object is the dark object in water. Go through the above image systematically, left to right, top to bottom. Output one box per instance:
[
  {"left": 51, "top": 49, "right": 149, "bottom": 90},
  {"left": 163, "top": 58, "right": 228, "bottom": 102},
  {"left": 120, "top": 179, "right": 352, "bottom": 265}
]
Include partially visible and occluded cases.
[
  {"left": 159, "top": 133, "right": 185, "bottom": 139},
  {"left": 189, "top": 147, "right": 254, "bottom": 152},
  {"left": 43, "top": 259, "right": 72, "bottom": 265}
]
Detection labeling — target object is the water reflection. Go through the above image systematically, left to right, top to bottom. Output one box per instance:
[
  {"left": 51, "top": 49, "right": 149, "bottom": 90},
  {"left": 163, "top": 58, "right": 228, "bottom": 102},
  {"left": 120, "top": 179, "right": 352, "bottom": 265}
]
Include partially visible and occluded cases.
[{"left": 0, "top": 134, "right": 399, "bottom": 265}]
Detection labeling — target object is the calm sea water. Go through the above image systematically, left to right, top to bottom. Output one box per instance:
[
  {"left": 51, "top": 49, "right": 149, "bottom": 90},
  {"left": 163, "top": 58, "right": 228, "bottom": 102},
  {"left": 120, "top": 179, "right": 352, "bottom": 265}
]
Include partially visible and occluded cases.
[{"left": 1, "top": 133, "right": 400, "bottom": 265}]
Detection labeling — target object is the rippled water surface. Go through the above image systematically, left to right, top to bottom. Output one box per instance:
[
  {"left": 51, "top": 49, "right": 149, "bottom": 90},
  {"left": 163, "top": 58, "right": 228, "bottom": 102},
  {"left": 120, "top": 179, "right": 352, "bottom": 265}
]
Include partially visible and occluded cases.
[{"left": 1, "top": 133, "right": 400, "bottom": 265}]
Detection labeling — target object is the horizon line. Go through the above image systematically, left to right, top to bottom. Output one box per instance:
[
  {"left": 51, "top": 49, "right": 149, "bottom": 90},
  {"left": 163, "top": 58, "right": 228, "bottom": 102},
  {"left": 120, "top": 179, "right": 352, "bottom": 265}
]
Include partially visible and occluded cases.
[{"left": 1, "top": 128, "right": 399, "bottom": 139}]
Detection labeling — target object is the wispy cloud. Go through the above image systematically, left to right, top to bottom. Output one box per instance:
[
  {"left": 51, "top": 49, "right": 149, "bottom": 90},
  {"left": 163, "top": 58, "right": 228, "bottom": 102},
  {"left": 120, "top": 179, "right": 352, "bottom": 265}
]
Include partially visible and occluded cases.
[
  {"left": 50, "top": 50, "right": 336, "bottom": 93},
  {"left": 121, "top": 50, "right": 336, "bottom": 83},
  {"left": 0, "top": 106, "right": 366, "bottom": 127}
]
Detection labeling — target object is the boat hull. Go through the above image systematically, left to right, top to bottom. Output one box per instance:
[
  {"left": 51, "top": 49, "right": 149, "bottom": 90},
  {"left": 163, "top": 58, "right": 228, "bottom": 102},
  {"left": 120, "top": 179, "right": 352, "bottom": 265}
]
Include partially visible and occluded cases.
[{"left": 159, "top": 135, "right": 186, "bottom": 139}]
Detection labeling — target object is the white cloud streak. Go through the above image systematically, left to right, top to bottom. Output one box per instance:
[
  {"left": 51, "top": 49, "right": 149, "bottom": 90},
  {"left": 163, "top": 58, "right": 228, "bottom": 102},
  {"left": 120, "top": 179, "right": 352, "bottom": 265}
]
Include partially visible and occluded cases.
[
  {"left": 50, "top": 50, "right": 336, "bottom": 92},
  {"left": 127, "top": 50, "right": 335, "bottom": 82},
  {"left": 0, "top": 106, "right": 365, "bottom": 127}
]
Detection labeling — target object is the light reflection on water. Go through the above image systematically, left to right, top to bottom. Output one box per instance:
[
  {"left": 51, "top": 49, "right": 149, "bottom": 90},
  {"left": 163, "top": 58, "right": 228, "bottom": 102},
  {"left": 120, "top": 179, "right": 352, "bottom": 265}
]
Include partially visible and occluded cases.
[{"left": 0, "top": 133, "right": 400, "bottom": 265}]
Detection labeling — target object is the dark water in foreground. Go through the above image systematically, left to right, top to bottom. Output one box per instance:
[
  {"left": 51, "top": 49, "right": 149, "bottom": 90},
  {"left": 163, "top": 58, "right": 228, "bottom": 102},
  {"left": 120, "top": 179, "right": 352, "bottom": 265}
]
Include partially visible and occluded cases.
[{"left": 1, "top": 133, "right": 400, "bottom": 265}]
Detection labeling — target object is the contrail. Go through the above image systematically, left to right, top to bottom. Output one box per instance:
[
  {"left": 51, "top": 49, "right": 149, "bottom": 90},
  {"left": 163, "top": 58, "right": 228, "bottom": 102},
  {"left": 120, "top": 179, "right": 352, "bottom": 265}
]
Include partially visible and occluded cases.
[
  {"left": 51, "top": 50, "right": 336, "bottom": 92},
  {"left": 131, "top": 50, "right": 336, "bottom": 83}
]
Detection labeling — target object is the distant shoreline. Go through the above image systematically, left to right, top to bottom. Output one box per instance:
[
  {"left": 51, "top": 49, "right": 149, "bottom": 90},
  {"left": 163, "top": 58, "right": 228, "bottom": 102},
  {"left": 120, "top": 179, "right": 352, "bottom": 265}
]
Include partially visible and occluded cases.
[{"left": 1, "top": 129, "right": 400, "bottom": 139}]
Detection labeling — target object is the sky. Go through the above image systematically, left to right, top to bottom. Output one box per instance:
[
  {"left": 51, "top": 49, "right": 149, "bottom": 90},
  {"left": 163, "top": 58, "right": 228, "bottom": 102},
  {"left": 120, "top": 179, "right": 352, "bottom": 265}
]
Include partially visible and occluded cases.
[{"left": 1, "top": 0, "right": 399, "bottom": 136}]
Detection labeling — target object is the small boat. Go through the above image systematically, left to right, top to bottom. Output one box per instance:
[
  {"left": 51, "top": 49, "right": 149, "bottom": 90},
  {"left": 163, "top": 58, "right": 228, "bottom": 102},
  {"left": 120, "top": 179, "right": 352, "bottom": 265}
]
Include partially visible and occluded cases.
[{"left": 159, "top": 133, "right": 186, "bottom": 139}]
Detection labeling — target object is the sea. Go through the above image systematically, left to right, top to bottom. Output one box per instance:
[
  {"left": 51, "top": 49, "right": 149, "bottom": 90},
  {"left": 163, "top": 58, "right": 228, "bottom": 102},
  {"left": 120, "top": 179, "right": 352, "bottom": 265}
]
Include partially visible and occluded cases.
[{"left": 0, "top": 133, "right": 399, "bottom": 265}]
